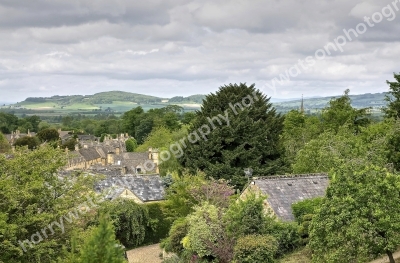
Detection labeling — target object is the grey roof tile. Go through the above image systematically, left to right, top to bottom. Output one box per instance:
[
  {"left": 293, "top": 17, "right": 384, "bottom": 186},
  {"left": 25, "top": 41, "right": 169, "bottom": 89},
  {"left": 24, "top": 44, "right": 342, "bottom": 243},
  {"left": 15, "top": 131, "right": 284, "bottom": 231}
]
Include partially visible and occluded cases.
[
  {"left": 253, "top": 173, "right": 329, "bottom": 221},
  {"left": 96, "top": 175, "right": 165, "bottom": 202}
]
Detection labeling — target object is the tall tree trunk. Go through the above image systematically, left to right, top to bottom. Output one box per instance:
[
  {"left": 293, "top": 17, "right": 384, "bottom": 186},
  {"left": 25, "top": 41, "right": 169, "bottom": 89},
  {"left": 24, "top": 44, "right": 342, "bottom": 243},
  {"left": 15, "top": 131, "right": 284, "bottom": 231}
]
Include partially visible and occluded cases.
[{"left": 386, "top": 250, "right": 395, "bottom": 263}]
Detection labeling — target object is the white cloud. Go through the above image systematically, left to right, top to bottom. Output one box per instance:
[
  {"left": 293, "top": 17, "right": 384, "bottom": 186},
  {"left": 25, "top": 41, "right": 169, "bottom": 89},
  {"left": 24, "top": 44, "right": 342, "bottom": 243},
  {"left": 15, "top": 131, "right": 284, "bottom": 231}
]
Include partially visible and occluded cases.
[{"left": 0, "top": 0, "right": 398, "bottom": 102}]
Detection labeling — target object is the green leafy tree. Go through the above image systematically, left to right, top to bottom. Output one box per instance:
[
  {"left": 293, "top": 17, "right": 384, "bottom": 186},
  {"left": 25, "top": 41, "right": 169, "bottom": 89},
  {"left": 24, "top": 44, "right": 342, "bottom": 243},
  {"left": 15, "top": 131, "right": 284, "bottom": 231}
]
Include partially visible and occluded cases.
[
  {"left": 383, "top": 72, "right": 400, "bottom": 119},
  {"left": 180, "top": 83, "right": 284, "bottom": 188},
  {"left": 321, "top": 89, "right": 370, "bottom": 133},
  {"left": 121, "top": 106, "right": 144, "bottom": 138},
  {"left": 281, "top": 110, "right": 322, "bottom": 167},
  {"left": 181, "top": 111, "right": 196, "bottom": 125},
  {"left": 0, "top": 112, "right": 18, "bottom": 133},
  {"left": 162, "top": 112, "right": 181, "bottom": 131},
  {"left": 25, "top": 115, "right": 41, "bottom": 132},
  {"left": 134, "top": 117, "right": 154, "bottom": 144},
  {"left": 17, "top": 118, "right": 33, "bottom": 133},
  {"left": 38, "top": 121, "right": 51, "bottom": 131},
  {"left": 292, "top": 121, "right": 391, "bottom": 174},
  {"left": 135, "top": 126, "right": 173, "bottom": 152},
  {"left": 136, "top": 126, "right": 187, "bottom": 176},
  {"left": 37, "top": 128, "right": 60, "bottom": 142},
  {"left": 0, "top": 132, "right": 10, "bottom": 153},
  {"left": 14, "top": 136, "right": 40, "bottom": 150},
  {"left": 62, "top": 138, "right": 78, "bottom": 151},
  {"left": 125, "top": 138, "right": 137, "bottom": 152},
  {"left": 0, "top": 146, "right": 99, "bottom": 263},
  {"left": 309, "top": 163, "right": 400, "bottom": 263},
  {"left": 163, "top": 173, "right": 205, "bottom": 221},
  {"left": 163, "top": 173, "right": 232, "bottom": 221},
  {"left": 225, "top": 192, "right": 268, "bottom": 238},
  {"left": 100, "top": 199, "right": 149, "bottom": 248},
  {"left": 182, "top": 202, "right": 234, "bottom": 263},
  {"left": 79, "top": 216, "right": 126, "bottom": 263},
  {"left": 161, "top": 217, "right": 189, "bottom": 256},
  {"left": 233, "top": 234, "right": 278, "bottom": 263}
]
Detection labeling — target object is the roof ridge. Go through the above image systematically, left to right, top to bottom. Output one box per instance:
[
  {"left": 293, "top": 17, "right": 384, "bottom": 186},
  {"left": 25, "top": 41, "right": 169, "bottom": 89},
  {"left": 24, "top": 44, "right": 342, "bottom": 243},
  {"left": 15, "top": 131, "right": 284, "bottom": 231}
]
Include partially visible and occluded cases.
[{"left": 255, "top": 173, "right": 328, "bottom": 180}]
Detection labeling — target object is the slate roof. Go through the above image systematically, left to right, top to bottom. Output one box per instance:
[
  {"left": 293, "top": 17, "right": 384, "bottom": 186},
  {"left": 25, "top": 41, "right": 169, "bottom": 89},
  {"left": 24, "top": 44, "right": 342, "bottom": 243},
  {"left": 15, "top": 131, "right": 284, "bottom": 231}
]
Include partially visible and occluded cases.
[
  {"left": 59, "top": 131, "right": 71, "bottom": 138},
  {"left": 5, "top": 132, "right": 37, "bottom": 142},
  {"left": 78, "top": 135, "right": 98, "bottom": 141},
  {"left": 79, "top": 148, "right": 101, "bottom": 161},
  {"left": 121, "top": 152, "right": 149, "bottom": 160},
  {"left": 252, "top": 173, "right": 329, "bottom": 221},
  {"left": 95, "top": 175, "right": 165, "bottom": 202}
]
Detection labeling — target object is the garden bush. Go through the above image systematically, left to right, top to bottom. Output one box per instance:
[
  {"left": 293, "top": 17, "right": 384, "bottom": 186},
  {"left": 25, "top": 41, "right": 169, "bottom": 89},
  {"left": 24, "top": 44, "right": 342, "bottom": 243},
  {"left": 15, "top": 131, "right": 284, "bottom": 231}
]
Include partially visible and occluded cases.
[{"left": 233, "top": 234, "right": 278, "bottom": 263}]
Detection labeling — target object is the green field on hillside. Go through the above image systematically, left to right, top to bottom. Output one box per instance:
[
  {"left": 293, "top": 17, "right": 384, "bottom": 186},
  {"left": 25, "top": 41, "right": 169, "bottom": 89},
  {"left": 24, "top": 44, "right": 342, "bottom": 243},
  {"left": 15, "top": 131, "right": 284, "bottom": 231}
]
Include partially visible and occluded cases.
[{"left": 1, "top": 90, "right": 388, "bottom": 118}]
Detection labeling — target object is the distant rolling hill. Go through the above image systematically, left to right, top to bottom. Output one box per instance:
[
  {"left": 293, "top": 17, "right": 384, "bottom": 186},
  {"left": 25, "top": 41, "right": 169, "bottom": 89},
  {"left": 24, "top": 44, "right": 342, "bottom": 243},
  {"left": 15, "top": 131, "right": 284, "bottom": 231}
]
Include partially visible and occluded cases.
[
  {"left": 3, "top": 91, "right": 388, "bottom": 115},
  {"left": 6, "top": 91, "right": 205, "bottom": 113},
  {"left": 274, "top": 92, "right": 387, "bottom": 112}
]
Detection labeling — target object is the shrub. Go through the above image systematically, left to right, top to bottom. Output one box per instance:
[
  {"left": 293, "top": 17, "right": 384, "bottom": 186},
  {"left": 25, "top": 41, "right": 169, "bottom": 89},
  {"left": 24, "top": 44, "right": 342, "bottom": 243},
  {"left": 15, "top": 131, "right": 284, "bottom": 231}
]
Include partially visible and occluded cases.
[
  {"left": 37, "top": 128, "right": 60, "bottom": 142},
  {"left": 14, "top": 136, "right": 40, "bottom": 150},
  {"left": 62, "top": 138, "right": 78, "bottom": 151},
  {"left": 125, "top": 138, "right": 137, "bottom": 152},
  {"left": 225, "top": 192, "right": 267, "bottom": 238},
  {"left": 292, "top": 197, "right": 323, "bottom": 224},
  {"left": 292, "top": 197, "right": 323, "bottom": 244},
  {"left": 101, "top": 199, "right": 149, "bottom": 248},
  {"left": 143, "top": 202, "right": 172, "bottom": 245},
  {"left": 183, "top": 202, "right": 234, "bottom": 262},
  {"left": 298, "top": 214, "right": 313, "bottom": 244},
  {"left": 161, "top": 217, "right": 188, "bottom": 255},
  {"left": 265, "top": 221, "right": 301, "bottom": 257},
  {"left": 233, "top": 234, "right": 278, "bottom": 263}
]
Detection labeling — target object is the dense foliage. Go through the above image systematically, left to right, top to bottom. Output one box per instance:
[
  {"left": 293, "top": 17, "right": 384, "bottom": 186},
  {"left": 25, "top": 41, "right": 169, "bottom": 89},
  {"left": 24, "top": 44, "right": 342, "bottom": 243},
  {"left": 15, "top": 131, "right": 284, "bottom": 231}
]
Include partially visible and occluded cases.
[
  {"left": 383, "top": 72, "right": 400, "bottom": 119},
  {"left": 3, "top": 80, "right": 400, "bottom": 263},
  {"left": 180, "top": 83, "right": 285, "bottom": 189},
  {"left": 37, "top": 128, "right": 60, "bottom": 142},
  {"left": 0, "top": 132, "right": 10, "bottom": 153},
  {"left": 0, "top": 146, "right": 99, "bottom": 263},
  {"left": 309, "top": 163, "right": 400, "bottom": 263},
  {"left": 100, "top": 199, "right": 149, "bottom": 248},
  {"left": 79, "top": 216, "right": 126, "bottom": 263},
  {"left": 233, "top": 234, "right": 278, "bottom": 263}
]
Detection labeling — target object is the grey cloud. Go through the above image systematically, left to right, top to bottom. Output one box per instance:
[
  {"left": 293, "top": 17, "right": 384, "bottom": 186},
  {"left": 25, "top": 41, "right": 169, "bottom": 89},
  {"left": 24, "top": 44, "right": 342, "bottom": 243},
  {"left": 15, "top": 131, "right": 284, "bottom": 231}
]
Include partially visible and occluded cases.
[{"left": 0, "top": 0, "right": 399, "bottom": 102}]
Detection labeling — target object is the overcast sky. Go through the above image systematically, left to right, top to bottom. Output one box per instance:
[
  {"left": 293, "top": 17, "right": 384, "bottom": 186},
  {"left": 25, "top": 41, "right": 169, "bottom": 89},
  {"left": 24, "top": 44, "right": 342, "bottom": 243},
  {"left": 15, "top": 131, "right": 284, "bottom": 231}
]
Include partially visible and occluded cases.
[{"left": 0, "top": 0, "right": 399, "bottom": 102}]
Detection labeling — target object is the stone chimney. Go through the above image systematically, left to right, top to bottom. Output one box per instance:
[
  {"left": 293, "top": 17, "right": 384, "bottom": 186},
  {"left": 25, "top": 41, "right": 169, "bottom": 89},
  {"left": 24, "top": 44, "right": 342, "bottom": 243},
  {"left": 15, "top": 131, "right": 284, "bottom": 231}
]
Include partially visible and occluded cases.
[
  {"left": 75, "top": 144, "right": 79, "bottom": 151},
  {"left": 115, "top": 147, "right": 120, "bottom": 155},
  {"left": 149, "top": 148, "right": 159, "bottom": 166},
  {"left": 107, "top": 152, "right": 114, "bottom": 165}
]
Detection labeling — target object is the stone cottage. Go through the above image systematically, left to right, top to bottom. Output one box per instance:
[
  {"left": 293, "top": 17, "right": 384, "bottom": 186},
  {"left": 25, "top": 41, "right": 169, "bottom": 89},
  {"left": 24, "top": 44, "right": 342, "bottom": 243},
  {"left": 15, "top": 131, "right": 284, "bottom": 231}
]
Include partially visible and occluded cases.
[{"left": 241, "top": 173, "right": 329, "bottom": 221}]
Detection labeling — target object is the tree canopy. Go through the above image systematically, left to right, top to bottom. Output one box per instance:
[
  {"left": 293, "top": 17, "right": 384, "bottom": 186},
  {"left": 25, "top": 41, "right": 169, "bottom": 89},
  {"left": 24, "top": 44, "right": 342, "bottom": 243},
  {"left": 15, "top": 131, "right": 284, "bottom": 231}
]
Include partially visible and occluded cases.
[
  {"left": 383, "top": 72, "right": 400, "bottom": 119},
  {"left": 180, "top": 83, "right": 285, "bottom": 189},
  {"left": 37, "top": 128, "right": 60, "bottom": 142},
  {"left": 0, "top": 132, "right": 10, "bottom": 153},
  {"left": 0, "top": 146, "right": 99, "bottom": 263},
  {"left": 309, "top": 162, "right": 400, "bottom": 263},
  {"left": 79, "top": 216, "right": 126, "bottom": 263}
]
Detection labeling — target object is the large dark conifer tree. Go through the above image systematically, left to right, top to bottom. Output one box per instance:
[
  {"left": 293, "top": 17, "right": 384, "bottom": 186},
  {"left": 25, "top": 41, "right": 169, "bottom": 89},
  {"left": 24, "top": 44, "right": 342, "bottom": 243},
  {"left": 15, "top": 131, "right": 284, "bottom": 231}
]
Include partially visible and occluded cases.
[{"left": 180, "top": 83, "right": 284, "bottom": 189}]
